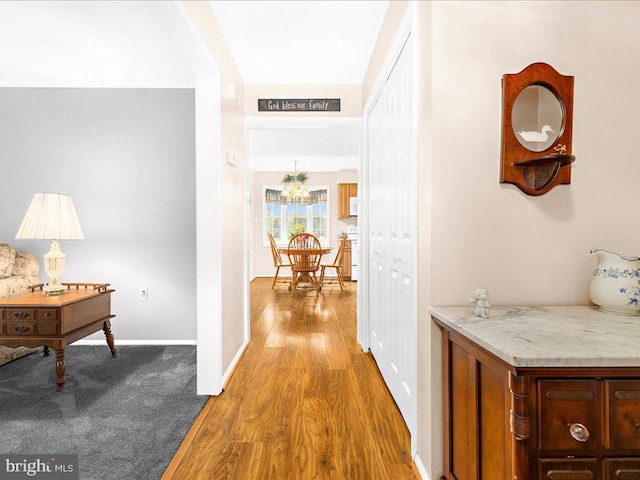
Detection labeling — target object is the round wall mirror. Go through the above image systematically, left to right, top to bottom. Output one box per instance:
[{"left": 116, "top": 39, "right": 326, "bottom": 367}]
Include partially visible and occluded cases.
[{"left": 511, "top": 85, "right": 563, "bottom": 152}]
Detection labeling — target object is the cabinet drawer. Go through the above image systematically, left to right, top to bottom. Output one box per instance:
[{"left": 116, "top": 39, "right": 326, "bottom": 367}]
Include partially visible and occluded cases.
[
  {"left": 7, "top": 309, "right": 36, "bottom": 322},
  {"left": 37, "top": 309, "right": 58, "bottom": 321},
  {"left": 7, "top": 319, "right": 37, "bottom": 336},
  {"left": 37, "top": 320, "right": 58, "bottom": 336},
  {"left": 539, "top": 380, "right": 602, "bottom": 450},
  {"left": 607, "top": 380, "right": 640, "bottom": 449},
  {"left": 538, "top": 458, "right": 597, "bottom": 480},
  {"left": 605, "top": 458, "right": 640, "bottom": 480}
]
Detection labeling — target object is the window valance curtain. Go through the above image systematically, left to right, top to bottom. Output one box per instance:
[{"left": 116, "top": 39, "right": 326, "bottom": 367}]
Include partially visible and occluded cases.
[{"left": 265, "top": 188, "right": 327, "bottom": 205}]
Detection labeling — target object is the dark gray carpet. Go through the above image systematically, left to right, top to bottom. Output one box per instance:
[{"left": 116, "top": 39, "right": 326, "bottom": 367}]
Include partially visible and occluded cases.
[{"left": 0, "top": 345, "right": 208, "bottom": 480}]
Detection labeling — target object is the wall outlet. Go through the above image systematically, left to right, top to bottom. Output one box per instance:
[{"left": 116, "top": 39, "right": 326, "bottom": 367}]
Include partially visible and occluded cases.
[{"left": 138, "top": 286, "right": 148, "bottom": 301}]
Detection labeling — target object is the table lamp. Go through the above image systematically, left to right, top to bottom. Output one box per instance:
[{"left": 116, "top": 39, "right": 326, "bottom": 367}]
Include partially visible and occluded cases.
[{"left": 15, "top": 193, "right": 84, "bottom": 295}]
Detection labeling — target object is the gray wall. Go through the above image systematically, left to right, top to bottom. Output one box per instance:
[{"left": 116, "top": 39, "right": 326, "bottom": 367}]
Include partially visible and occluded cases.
[{"left": 0, "top": 88, "right": 196, "bottom": 341}]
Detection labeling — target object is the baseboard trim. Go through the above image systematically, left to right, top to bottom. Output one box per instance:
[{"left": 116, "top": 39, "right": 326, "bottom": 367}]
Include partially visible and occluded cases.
[
  {"left": 74, "top": 339, "right": 197, "bottom": 346},
  {"left": 221, "top": 339, "right": 249, "bottom": 388},
  {"left": 414, "top": 453, "right": 428, "bottom": 479}
]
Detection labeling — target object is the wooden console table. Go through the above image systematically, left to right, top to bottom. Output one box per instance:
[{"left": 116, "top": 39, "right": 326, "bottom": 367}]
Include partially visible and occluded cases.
[
  {"left": 0, "top": 283, "right": 116, "bottom": 390},
  {"left": 432, "top": 306, "right": 640, "bottom": 480}
]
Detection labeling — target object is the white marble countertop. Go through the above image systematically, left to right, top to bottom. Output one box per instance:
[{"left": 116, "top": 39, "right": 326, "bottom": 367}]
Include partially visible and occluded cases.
[{"left": 430, "top": 306, "right": 640, "bottom": 368}]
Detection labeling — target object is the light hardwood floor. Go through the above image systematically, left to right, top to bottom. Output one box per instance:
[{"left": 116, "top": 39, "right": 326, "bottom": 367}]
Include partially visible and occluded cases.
[{"left": 163, "top": 277, "right": 419, "bottom": 479}]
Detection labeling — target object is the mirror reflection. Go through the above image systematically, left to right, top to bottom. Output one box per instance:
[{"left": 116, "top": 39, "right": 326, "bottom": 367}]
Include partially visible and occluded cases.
[{"left": 512, "top": 85, "right": 562, "bottom": 152}]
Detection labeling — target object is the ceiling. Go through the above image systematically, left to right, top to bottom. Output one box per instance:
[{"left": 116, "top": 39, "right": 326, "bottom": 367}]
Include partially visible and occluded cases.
[
  {"left": 208, "top": 0, "right": 389, "bottom": 85},
  {"left": 0, "top": 1, "right": 380, "bottom": 172},
  {"left": 0, "top": 1, "right": 202, "bottom": 87},
  {"left": 0, "top": 1, "right": 389, "bottom": 87},
  {"left": 210, "top": 1, "right": 385, "bottom": 171}
]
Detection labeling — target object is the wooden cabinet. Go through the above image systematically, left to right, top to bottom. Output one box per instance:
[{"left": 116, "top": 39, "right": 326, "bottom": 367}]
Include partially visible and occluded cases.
[
  {"left": 338, "top": 183, "right": 357, "bottom": 219},
  {"left": 342, "top": 240, "right": 352, "bottom": 280},
  {"left": 0, "top": 285, "right": 116, "bottom": 390},
  {"left": 435, "top": 320, "right": 640, "bottom": 480},
  {"left": 445, "top": 335, "right": 512, "bottom": 480}
]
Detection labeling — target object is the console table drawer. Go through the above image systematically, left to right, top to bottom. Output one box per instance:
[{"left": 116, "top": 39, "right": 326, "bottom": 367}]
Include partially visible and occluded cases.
[
  {"left": 7, "top": 309, "right": 36, "bottom": 321},
  {"left": 37, "top": 309, "right": 58, "bottom": 320},
  {"left": 7, "top": 319, "right": 37, "bottom": 336},
  {"left": 37, "top": 320, "right": 59, "bottom": 336},
  {"left": 539, "top": 380, "right": 602, "bottom": 451},
  {"left": 607, "top": 381, "right": 640, "bottom": 449},
  {"left": 538, "top": 458, "right": 597, "bottom": 480},
  {"left": 605, "top": 459, "right": 640, "bottom": 480}
]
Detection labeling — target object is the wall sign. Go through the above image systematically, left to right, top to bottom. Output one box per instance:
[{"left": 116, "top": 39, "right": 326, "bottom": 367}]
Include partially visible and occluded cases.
[{"left": 258, "top": 98, "right": 340, "bottom": 112}]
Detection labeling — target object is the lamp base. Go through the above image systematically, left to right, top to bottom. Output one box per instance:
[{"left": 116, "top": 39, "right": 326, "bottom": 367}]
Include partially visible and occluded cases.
[
  {"left": 43, "top": 241, "right": 67, "bottom": 296},
  {"left": 43, "top": 278, "right": 67, "bottom": 296}
]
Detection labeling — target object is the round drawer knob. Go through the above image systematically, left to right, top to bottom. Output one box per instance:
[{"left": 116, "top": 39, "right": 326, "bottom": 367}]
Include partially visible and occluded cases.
[{"left": 568, "top": 422, "right": 590, "bottom": 442}]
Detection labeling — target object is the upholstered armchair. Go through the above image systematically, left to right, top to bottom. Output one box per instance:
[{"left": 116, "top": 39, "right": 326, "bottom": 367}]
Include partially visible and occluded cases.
[{"left": 0, "top": 243, "right": 40, "bottom": 365}]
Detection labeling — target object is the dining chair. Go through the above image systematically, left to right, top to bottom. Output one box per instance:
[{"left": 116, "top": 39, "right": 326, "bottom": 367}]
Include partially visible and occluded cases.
[
  {"left": 268, "top": 233, "right": 291, "bottom": 289},
  {"left": 287, "top": 233, "right": 322, "bottom": 296},
  {"left": 320, "top": 235, "right": 349, "bottom": 291}
]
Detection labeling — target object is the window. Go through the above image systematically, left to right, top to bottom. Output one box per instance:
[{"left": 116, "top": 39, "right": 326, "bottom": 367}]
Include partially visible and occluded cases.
[{"left": 263, "top": 186, "right": 330, "bottom": 246}]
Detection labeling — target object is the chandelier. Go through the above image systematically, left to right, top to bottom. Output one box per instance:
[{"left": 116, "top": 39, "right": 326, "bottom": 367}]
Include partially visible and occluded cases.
[{"left": 281, "top": 159, "right": 310, "bottom": 199}]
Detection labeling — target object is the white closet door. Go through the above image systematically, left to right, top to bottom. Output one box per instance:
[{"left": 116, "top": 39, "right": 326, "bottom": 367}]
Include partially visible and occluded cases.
[{"left": 367, "top": 35, "right": 415, "bottom": 428}]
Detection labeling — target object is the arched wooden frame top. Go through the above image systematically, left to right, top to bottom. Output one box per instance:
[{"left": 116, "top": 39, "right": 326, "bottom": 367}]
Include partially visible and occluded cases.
[{"left": 500, "top": 62, "right": 575, "bottom": 196}]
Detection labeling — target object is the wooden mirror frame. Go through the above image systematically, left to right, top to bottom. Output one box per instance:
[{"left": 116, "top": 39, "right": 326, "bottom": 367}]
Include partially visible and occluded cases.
[{"left": 500, "top": 63, "right": 575, "bottom": 196}]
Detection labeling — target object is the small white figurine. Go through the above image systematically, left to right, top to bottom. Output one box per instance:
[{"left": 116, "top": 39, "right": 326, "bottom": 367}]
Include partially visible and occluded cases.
[
  {"left": 517, "top": 124, "right": 554, "bottom": 143},
  {"left": 469, "top": 288, "right": 490, "bottom": 319}
]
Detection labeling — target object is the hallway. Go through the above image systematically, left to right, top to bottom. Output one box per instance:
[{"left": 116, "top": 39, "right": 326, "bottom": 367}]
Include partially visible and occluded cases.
[{"left": 164, "top": 278, "right": 418, "bottom": 479}]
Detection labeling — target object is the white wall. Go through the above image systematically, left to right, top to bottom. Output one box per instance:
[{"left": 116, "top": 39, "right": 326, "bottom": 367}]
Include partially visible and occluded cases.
[
  {"left": 183, "top": 0, "right": 247, "bottom": 376},
  {"left": 430, "top": 0, "right": 640, "bottom": 306},
  {"left": 365, "top": 1, "right": 640, "bottom": 478},
  {"left": 428, "top": 1, "right": 640, "bottom": 477},
  {"left": 0, "top": 88, "right": 196, "bottom": 341},
  {"left": 337, "top": 168, "right": 358, "bottom": 183}
]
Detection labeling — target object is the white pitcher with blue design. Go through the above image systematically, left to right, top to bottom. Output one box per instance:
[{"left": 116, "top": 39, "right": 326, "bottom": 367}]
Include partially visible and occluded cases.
[{"left": 589, "top": 249, "right": 640, "bottom": 315}]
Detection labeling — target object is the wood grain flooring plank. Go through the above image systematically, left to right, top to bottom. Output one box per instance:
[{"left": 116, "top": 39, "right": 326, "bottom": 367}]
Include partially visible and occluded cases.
[
  {"left": 165, "top": 278, "right": 419, "bottom": 480},
  {"left": 324, "top": 315, "right": 353, "bottom": 370},
  {"left": 303, "top": 333, "right": 330, "bottom": 398},
  {"left": 351, "top": 353, "right": 412, "bottom": 467},
  {"left": 329, "top": 368, "right": 391, "bottom": 480},
  {"left": 301, "top": 397, "right": 339, "bottom": 479}
]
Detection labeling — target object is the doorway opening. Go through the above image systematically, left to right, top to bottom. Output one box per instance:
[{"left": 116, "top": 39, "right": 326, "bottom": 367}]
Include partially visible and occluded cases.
[{"left": 244, "top": 117, "right": 362, "bottom": 334}]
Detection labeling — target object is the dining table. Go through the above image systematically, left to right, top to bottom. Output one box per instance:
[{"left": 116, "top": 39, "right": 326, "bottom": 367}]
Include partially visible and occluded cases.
[{"left": 278, "top": 245, "right": 332, "bottom": 291}]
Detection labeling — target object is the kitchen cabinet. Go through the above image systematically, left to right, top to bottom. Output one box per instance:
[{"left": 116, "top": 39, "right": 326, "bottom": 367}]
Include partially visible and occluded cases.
[
  {"left": 338, "top": 183, "right": 357, "bottom": 219},
  {"left": 342, "top": 240, "right": 352, "bottom": 280},
  {"left": 431, "top": 306, "right": 640, "bottom": 480}
]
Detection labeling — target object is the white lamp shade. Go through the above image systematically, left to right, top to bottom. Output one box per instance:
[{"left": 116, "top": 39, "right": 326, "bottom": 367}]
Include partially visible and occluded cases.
[{"left": 15, "top": 193, "right": 84, "bottom": 240}]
